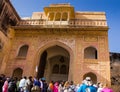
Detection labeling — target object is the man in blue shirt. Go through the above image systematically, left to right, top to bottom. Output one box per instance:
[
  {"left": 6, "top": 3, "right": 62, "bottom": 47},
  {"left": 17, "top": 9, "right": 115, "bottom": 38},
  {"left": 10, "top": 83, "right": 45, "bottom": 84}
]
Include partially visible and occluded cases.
[{"left": 77, "top": 77, "right": 97, "bottom": 92}]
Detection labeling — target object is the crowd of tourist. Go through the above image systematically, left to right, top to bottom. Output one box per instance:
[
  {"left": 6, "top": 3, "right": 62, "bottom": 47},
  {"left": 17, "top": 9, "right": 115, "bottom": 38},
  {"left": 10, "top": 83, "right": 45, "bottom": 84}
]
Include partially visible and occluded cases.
[{"left": 0, "top": 74, "right": 113, "bottom": 92}]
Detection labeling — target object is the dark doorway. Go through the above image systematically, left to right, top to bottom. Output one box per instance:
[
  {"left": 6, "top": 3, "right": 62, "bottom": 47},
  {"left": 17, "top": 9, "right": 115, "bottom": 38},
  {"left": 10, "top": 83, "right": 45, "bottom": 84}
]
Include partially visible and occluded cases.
[
  {"left": 37, "top": 45, "right": 70, "bottom": 82},
  {"left": 37, "top": 51, "right": 47, "bottom": 78},
  {"left": 12, "top": 68, "right": 23, "bottom": 79},
  {"left": 83, "top": 72, "right": 97, "bottom": 84}
]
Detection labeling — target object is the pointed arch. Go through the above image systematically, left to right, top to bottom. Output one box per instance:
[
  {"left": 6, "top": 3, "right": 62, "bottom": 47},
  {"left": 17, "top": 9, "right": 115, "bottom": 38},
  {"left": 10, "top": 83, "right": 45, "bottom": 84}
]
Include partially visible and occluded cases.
[
  {"left": 49, "top": 12, "right": 54, "bottom": 21},
  {"left": 55, "top": 12, "right": 61, "bottom": 21},
  {"left": 62, "top": 12, "right": 68, "bottom": 21},
  {"left": 34, "top": 41, "right": 74, "bottom": 81},
  {"left": 36, "top": 41, "right": 73, "bottom": 63},
  {"left": 17, "top": 44, "right": 29, "bottom": 57},
  {"left": 84, "top": 46, "right": 97, "bottom": 59},
  {"left": 12, "top": 67, "right": 23, "bottom": 79},
  {"left": 83, "top": 72, "right": 97, "bottom": 84}
]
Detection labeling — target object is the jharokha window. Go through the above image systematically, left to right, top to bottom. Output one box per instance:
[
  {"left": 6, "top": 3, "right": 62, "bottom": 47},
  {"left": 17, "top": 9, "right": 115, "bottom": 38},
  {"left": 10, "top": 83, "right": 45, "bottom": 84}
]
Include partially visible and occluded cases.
[{"left": 17, "top": 45, "right": 29, "bottom": 57}]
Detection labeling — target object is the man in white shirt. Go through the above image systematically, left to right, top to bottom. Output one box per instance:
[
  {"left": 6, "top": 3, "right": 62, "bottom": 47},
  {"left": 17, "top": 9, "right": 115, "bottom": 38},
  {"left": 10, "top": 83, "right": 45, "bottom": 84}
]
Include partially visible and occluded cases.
[{"left": 19, "top": 76, "right": 27, "bottom": 92}]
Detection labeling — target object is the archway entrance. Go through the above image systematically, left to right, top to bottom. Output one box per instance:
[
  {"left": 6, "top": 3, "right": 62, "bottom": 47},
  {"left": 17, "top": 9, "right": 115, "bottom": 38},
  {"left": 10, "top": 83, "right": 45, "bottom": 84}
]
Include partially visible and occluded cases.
[
  {"left": 37, "top": 45, "right": 70, "bottom": 82},
  {"left": 12, "top": 68, "right": 23, "bottom": 79},
  {"left": 83, "top": 72, "right": 97, "bottom": 84}
]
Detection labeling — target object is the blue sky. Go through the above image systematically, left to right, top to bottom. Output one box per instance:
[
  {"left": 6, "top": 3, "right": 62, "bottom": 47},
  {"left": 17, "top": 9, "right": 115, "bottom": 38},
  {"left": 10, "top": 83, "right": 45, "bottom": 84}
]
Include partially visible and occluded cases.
[{"left": 11, "top": 0, "right": 120, "bottom": 53}]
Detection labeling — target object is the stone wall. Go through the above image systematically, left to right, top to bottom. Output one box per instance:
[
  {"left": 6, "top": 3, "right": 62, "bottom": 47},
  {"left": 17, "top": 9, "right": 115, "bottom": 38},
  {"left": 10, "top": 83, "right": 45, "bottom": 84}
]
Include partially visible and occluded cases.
[{"left": 1, "top": 27, "right": 110, "bottom": 85}]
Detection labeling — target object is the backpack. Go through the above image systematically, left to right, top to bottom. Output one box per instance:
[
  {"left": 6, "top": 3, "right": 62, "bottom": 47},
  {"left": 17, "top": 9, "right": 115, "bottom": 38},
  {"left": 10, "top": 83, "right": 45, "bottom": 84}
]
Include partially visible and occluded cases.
[{"left": 8, "top": 81, "right": 16, "bottom": 90}]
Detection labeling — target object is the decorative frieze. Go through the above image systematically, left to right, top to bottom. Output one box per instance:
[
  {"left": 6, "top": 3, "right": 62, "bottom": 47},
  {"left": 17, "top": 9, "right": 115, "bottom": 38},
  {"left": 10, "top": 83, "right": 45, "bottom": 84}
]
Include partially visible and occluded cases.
[
  {"left": 14, "top": 28, "right": 108, "bottom": 37},
  {"left": 38, "top": 36, "right": 75, "bottom": 50}
]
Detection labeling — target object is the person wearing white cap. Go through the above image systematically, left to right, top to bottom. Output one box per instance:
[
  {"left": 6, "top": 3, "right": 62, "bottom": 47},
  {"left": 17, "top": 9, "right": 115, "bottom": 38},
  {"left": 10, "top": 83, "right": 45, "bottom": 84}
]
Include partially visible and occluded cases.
[
  {"left": 77, "top": 77, "right": 97, "bottom": 92},
  {"left": 77, "top": 77, "right": 90, "bottom": 92}
]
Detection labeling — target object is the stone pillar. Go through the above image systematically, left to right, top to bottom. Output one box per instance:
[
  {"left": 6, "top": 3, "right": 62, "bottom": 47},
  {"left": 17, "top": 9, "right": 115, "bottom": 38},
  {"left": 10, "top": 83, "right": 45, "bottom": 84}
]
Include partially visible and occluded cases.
[
  {"left": 46, "top": 12, "right": 49, "bottom": 25},
  {"left": 47, "top": 12, "right": 50, "bottom": 21},
  {"left": 48, "top": 12, "right": 51, "bottom": 21},
  {"left": 53, "top": 12, "right": 57, "bottom": 21},
  {"left": 67, "top": 12, "right": 70, "bottom": 21}
]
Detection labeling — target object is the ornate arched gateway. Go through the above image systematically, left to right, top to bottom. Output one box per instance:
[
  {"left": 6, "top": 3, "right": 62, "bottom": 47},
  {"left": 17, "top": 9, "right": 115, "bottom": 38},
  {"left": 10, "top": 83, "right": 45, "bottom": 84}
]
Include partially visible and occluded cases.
[
  {"left": 0, "top": 3, "right": 111, "bottom": 86},
  {"left": 36, "top": 42, "right": 74, "bottom": 82},
  {"left": 37, "top": 45, "right": 70, "bottom": 82}
]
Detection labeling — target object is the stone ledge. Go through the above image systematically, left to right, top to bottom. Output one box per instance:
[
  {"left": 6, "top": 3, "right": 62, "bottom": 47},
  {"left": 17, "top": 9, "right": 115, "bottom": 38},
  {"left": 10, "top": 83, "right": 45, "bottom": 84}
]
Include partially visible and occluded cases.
[
  {"left": 15, "top": 56, "right": 26, "bottom": 60},
  {"left": 84, "top": 59, "right": 98, "bottom": 64}
]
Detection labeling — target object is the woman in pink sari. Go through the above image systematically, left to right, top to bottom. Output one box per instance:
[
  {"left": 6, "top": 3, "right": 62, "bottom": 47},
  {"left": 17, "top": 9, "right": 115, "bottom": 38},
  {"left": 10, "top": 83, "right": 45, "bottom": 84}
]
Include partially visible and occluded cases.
[
  {"left": 2, "top": 78, "right": 9, "bottom": 92},
  {"left": 53, "top": 82, "right": 59, "bottom": 92}
]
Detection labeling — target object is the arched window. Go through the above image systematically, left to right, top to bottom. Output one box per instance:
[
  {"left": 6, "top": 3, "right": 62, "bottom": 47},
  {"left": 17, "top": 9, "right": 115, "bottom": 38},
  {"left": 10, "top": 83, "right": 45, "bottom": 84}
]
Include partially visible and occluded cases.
[
  {"left": 49, "top": 12, "right": 54, "bottom": 21},
  {"left": 62, "top": 12, "right": 68, "bottom": 21},
  {"left": 55, "top": 13, "right": 61, "bottom": 21},
  {"left": 17, "top": 45, "right": 29, "bottom": 57},
  {"left": 84, "top": 46, "right": 97, "bottom": 59},
  {"left": 52, "top": 64, "right": 59, "bottom": 74},
  {"left": 60, "top": 65, "right": 67, "bottom": 74},
  {"left": 12, "top": 68, "right": 23, "bottom": 79},
  {"left": 83, "top": 72, "right": 97, "bottom": 84}
]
